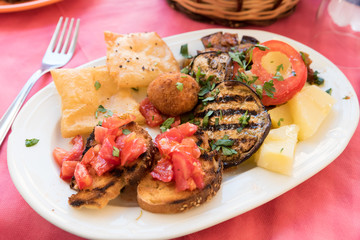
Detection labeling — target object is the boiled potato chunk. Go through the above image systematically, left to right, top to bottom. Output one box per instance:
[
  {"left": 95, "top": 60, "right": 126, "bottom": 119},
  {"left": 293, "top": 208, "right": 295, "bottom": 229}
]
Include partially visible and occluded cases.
[
  {"left": 288, "top": 85, "right": 335, "bottom": 140},
  {"left": 268, "top": 103, "right": 293, "bottom": 128},
  {"left": 255, "top": 124, "right": 299, "bottom": 175}
]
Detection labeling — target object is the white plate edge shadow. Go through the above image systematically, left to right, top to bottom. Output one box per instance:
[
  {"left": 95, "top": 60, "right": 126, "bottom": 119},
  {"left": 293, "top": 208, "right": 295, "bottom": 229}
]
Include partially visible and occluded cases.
[{"left": 7, "top": 28, "right": 360, "bottom": 240}]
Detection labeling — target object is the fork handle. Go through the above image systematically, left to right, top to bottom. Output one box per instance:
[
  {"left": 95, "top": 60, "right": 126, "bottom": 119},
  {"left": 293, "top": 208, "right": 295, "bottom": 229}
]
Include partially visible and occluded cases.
[{"left": 0, "top": 69, "right": 47, "bottom": 147}]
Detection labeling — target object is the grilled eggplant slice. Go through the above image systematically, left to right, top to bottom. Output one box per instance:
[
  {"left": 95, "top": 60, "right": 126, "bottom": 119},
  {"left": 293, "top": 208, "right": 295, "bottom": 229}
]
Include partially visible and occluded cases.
[
  {"left": 201, "top": 32, "right": 239, "bottom": 51},
  {"left": 191, "top": 51, "right": 233, "bottom": 84},
  {"left": 194, "top": 80, "right": 271, "bottom": 168},
  {"left": 68, "top": 121, "right": 155, "bottom": 209}
]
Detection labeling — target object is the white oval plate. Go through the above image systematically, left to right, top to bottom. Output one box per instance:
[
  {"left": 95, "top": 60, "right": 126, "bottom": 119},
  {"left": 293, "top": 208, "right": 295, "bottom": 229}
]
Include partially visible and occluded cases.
[{"left": 7, "top": 29, "right": 359, "bottom": 240}]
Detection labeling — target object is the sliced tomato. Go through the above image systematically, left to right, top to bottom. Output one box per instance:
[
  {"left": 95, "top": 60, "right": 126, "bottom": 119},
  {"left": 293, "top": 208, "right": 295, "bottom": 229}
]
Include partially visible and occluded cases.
[
  {"left": 251, "top": 40, "right": 307, "bottom": 106},
  {"left": 139, "top": 97, "right": 164, "bottom": 127},
  {"left": 101, "top": 114, "right": 135, "bottom": 130},
  {"left": 176, "top": 122, "right": 198, "bottom": 137},
  {"left": 94, "top": 126, "right": 109, "bottom": 144},
  {"left": 155, "top": 127, "right": 184, "bottom": 145},
  {"left": 115, "top": 134, "right": 127, "bottom": 150},
  {"left": 121, "top": 134, "right": 147, "bottom": 166},
  {"left": 98, "top": 136, "right": 120, "bottom": 165},
  {"left": 156, "top": 137, "right": 179, "bottom": 156},
  {"left": 176, "top": 138, "right": 201, "bottom": 159},
  {"left": 53, "top": 147, "right": 68, "bottom": 167},
  {"left": 81, "top": 147, "right": 96, "bottom": 165},
  {"left": 172, "top": 152, "right": 196, "bottom": 191},
  {"left": 90, "top": 155, "right": 114, "bottom": 176},
  {"left": 150, "top": 157, "right": 173, "bottom": 182},
  {"left": 191, "top": 158, "right": 205, "bottom": 190},
  {"left": 60, "top": 160, "right": 78, "bottom": 180},
  {"left": 74, "top": 163, "right": 93, "bottom": 190}
]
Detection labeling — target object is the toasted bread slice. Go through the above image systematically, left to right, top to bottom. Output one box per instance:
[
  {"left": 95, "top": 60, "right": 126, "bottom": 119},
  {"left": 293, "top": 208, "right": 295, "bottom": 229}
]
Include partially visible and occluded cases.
[
  {"left": 68, "top": 122, "right": 155, "bottom": 209},
  {"left": 137, "top": 130, "right": 222, "bottom": 213}
]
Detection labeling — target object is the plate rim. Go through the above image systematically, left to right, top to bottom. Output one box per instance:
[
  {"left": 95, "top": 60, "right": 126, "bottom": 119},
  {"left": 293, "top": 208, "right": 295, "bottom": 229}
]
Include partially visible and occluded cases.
[
  {"left": 0, "top": 0, "right": 61, "bottom": 13},
  {"left": 7, "top": 28, "right": 360, "bottom": 239}
]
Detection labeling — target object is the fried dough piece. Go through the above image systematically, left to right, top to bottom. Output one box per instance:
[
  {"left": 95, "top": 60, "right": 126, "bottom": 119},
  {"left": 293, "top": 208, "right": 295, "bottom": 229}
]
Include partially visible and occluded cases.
[
  {"left": 104, "top": 31, "right": 180, "bottom": 88},
  {"left": 52, "top": 66, "right": 145, "bottom": 138},
  {"left": 68, "top": 122, "right": 155, "bottom": 209}
]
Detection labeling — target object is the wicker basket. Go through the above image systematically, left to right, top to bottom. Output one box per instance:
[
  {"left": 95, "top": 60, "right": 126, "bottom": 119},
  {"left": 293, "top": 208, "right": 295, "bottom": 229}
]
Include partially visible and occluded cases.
[{"left": 167, "top": 0, "right": 299, "bottom": 27}]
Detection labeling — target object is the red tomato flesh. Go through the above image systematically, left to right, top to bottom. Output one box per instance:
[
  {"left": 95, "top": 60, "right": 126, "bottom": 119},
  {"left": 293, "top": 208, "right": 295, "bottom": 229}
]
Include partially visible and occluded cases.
[
  {"left": 251, "top": 40, "right": 307, "bottom": 106},
  {"left": 139, "top": 97, "right": 164, "bottom": 127},
  {"left": 121, "top": 133, "right": 147, "bottom": 166},
  {"left": 150, "top": 157, "right": 173, "bottom": 182},
  {"left": 60, "top": 160, "right": 78, "bottom": 180},
  {"left": 74, "top": 163, "right": 93, "bottom": 190}
]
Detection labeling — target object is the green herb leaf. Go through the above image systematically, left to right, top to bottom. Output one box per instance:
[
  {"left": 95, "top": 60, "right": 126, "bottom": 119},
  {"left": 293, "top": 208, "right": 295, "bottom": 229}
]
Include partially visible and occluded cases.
[
  {"left": 180, "top": 44, "right": 192, "bottom": 59},
  {"left": 254, "top": 44, "right": 270, "bottom": 51},
  {"left": 276, "top": 64, "right": 284, "bottom": 72},
  {"left": 180, "top": 67, "right": 190, "bottom": 74},
  {"left": 312, "top": 70, "right": 325, "bottom": 85},
  {"left": 263, "top": 80, "right": 276, "bottom": 98},
  {"left": 94, "top": 81, "right": 101, "bottom": 90},
  {"left": 176, "top": 82, "right": 183, "bottom": 91},
  {"left": 253, "top": 84, "right": 263, "bottom": 99},
  {"left": 131, "top": 87, "right": 139, "bottom": 92},
  {"left": 326, "top": 88, "right": 332, "bottom": 95},
  {"left": 202, "top": 110, "right": 214, "bottom": 127},
  {"left": 239, "top": 110, "right": 250, "bottom": 126},
  {"left": 160, "top": 118, "right": 175, "bottom": 132},
  {"left": 278, "top": 118, "right": 284, "bottom": 127},
  {"left": 122, "top": 129, "right": 131, "bottom": 135},
  {"left": 25, "top": 138, "right": 39, "bottom": 147},
  {"left": 214, "top": 138, "right": 234, "bottom": 147},
  {"left": 112, "top": 146, "right": 120, "bottom": 157},
  {"left": 222, "top": 146, "right": 238, "bottom": 156},
  {"left": 280, "top": 147, "right": 284, "bottom": 153}
]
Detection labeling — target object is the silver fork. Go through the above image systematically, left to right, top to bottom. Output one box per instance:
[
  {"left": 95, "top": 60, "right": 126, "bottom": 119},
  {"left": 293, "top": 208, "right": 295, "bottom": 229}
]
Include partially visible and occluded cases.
[{"left": 0, "top": 17, "right": 80, "bottom": 147}]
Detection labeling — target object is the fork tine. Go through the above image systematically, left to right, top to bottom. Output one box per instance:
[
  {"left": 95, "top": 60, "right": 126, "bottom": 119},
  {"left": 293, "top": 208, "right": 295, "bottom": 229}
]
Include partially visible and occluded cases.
[
  {"left": 46, "top": 17, "right": 64, "bottom": 52},
  {"left": 54, "top": 17, "right": 69, "bottom": 53},
  {"left": 61, "top": 18, "right": 74, "bottom": 54},
  {"left": 67, "top": 19, "right": 80, "bottom": 56}
]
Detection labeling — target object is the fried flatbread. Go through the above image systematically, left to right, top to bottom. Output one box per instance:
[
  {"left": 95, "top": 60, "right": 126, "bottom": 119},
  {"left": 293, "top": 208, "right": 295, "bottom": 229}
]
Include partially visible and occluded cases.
[
  {"left": 104, "top": 31, "right": 180, "bottom": 88},
  {"left": 52, "top": 66, "right": 145, "bottom": 138}
]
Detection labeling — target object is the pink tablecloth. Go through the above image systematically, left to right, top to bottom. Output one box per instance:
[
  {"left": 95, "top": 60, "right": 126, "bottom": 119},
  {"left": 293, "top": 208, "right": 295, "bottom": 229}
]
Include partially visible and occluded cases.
[{"left": 0, "top": 0, "right": 359, "bottom": 239}]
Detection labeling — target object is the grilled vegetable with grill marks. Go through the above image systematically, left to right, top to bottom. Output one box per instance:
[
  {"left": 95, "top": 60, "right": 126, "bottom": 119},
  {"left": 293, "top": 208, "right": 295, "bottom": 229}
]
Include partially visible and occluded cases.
[{"left": 194, "top": 80, "right": 271, "bottom": 168}]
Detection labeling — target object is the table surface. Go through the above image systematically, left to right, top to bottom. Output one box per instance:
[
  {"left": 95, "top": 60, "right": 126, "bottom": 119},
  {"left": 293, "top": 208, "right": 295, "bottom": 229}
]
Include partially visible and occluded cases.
[{"left": 1, "top": 0, "right": 359, "bottom": 239}]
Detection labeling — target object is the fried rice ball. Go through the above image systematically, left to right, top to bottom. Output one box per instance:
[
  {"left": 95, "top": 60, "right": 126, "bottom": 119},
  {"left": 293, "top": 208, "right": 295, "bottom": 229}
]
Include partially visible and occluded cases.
[{"left": 147, "top": 72, "right": 200, "bottom": 116}]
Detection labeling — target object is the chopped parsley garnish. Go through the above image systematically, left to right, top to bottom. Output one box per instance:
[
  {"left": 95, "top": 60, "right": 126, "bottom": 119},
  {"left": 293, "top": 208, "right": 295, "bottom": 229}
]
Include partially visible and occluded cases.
[
  {"left": 207, "top": 42, "right": 212, "bottom": 48},
  {"left": 180, "top": 44, "right": 192, "bottom": 59},
  {"left": 254, "top": 44, "right": 270, "bottom": 51},
  {"left": 180, "top": 66, "right": 190, "bottom": 74},
  {"left": 195, "top": 67, "right": 206, "bottom": 83},
  {"left": 312, "top": 70, "right": 325, "bottom": 85},
  {"left": 263, "top": 80, "right": 276, "bottom": 98},
  {"left": 94, "top": 81, "right": 101, "bottom": 90},
  {"left": 176, "top": 82, "right": 183, "bottom": 91},
  {"left": 131, "top": 87, "right": 139, "bottom": 92},
  {"left": 326, "top": 88, "right": 332, "bottom": 95},
  {"left": 343, "top": 96, "right": 350, "bottom": 100},
  {"left": 95, "top": 105, "right": 113, "bottom": 119},
  {"left": 202, "top": 110, "right": 214, "bottom": 127},
  {"left": 237, "top": 110, "right": 250, "bottom": 132},
  {"left": 160, "top": 117, "right": 175, "bottom": 132},
  {"left": 215, "top": 117, "right": 219, "bottom": 126},
  {"left": 278, "top": 118, "right": 284, "bottom": 127},
  {"left": 122, "top": 129, "right": 131, "bottom": 135},
  {"left": 210, "top": 135, "right": 237, "bottom": 156},
  {"left": 25, "top": 138, "right": 39, "bottom": 147},
  {"left": 112, "top": 146, "right": 120, "bottom": 157},
  {"left": 280, "top": 147, "right": 284, "bottom": 153}
]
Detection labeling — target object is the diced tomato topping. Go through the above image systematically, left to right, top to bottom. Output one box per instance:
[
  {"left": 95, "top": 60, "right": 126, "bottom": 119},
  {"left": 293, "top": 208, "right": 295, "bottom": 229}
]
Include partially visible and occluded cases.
[
  {"left": 139, "top": 97, "right": 164, "bottom": 127},
  {"left": 101, "top": 114, "right": 135, "bottom": 130},
  {"left": 170, "top": 116, "right": 181, "bottom": 128},
  {"left": 176, "top": 122, "right": 198, "bottom": 137},
  {"left": 151, "top": 123, "right": 204, "bottom": 191},
  {"left": 94, "top": 126, "right": 109, "bottom": 144},
  {"left": 121, "top": 133, "right": 147, "bottom": 166},
  {"left": 52, "top": 135, "right": 84, "bottom": 167},
  {"left": 98, "top": 136, "right": 120, "bottom": 165},
  {"left": 176, "top": 138, "right": 201, "bottom": 159},
  {"left": 53, "top": 147, "right": 68, "bottom": 167},
  {"left": 81, "top": 147, "right": 96, "bottom": 165},
  {"left": 90, "top": 155, "right": 114, "bottom": 176},
  {"left": 150, "top": 157, "right": 173, "bottom": 182},
  {"left": 60, "top": 160, "right": 78, "bottom": 180},
  {"left": 74, "top": 163, "right": 93, "bottom": 190}
]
